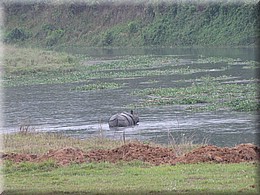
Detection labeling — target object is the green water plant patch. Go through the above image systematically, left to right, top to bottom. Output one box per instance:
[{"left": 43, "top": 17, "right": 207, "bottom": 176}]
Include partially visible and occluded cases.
[
  {"left": 2, "top": 46, "right": 199, "bottom": 87},
  {"left": 3, "top": 46, "right": 180, "bottom": 87},
  {"left": 133, "top": 76, "right": 258, "bottom": 112},
  {"left": 72, "top": 82, "right": 123, "bottom": 91}
]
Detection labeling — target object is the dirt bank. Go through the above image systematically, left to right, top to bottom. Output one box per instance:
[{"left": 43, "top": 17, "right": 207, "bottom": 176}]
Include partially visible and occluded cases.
[{"left": 2, "top": 142, "right": 260, "bottom": 166}]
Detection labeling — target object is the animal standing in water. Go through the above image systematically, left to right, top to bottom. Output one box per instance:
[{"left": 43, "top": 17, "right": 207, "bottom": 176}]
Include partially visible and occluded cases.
[{"left": 108, "top": 110, "right": 139, "bottom": 127}]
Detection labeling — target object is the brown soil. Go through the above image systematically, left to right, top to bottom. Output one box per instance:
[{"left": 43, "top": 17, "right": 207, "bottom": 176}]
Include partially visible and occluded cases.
[
  {"left": 85, "top": 142, "right": 177, "bottom": 165},
  {"left": 2, "top": 143, "right": 260, "bottom": 166},
  {"left": 175, "top": 143, "right": 260, "bottom": 164},
  {"left": 37, "top": 147, "right": 87, "bottom": 166}
]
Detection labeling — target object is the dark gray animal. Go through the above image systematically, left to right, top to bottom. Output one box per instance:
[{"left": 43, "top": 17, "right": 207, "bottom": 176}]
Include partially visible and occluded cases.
[{"left": 108, "top": 110, "right": 139, "bottom": 127}]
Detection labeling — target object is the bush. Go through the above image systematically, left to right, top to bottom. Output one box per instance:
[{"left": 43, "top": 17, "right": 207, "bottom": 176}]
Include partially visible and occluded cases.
[
  {"left": 128, "top": 21, "right": 139, "bottom": 34},
  {"left": 42, "top": 23, "right": 56, "bottom": 31},
  {"left": 4, "top": 28, "right": 29, "bottom": 43},
  {"left": 45, "top": 29, "right": 65, "bottom": 47},
  {"left": 101, "top": 31, "right": 114, "bottom": 46}
]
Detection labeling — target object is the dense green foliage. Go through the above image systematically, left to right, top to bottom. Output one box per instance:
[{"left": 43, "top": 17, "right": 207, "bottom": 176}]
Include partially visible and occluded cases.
[{"left": 3, "top": 1, "right": 259, "bottom": 47}]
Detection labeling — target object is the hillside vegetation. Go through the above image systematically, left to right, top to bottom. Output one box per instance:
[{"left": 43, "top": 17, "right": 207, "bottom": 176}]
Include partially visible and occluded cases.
[{"left": 3, "top": 0, "right": 260, "bottom": 47}]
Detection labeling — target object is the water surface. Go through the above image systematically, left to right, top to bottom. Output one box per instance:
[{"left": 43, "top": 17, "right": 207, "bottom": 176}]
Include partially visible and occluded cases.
[{"left": 3, "top": 47, "right": 257, "bottom": 147}]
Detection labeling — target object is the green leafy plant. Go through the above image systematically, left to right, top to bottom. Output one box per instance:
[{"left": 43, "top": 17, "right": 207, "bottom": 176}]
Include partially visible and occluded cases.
[
  {"left": 128, "top": 21, "right": 139, "bottom": 34},
  {"left": 4, "top": 28, "right": 30, "bottom": 43},
  {"left": 46, "top": 29, "right": 65, "bottom": 47},
  {"left": 101, "top": 31, "right": 114, "bottom": 46}
]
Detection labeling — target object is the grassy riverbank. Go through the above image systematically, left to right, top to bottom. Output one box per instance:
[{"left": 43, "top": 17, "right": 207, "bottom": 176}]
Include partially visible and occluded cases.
[
  {"left": 3, "top": 1, "right": 259, "bottom": 47},
  {"left": 3, "top": 45, "right": 84, "bottom": 87},
  {"left": 3, "top": 131, "right": 198, "bottom": 156},
  {"left": 2, "top": 132, "right": 259, "bottom": 194}
]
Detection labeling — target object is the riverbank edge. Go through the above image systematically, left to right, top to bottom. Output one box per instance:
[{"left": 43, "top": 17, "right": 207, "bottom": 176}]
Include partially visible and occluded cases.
[
  {"left": 3, "top": 1, "right": 259, "bottom": 47},
  {"left": 2, "top": 131, "right": 260, "bottom": 163},
  {"left": 2, "top": 132, "right": 259, "bottom": 194}
]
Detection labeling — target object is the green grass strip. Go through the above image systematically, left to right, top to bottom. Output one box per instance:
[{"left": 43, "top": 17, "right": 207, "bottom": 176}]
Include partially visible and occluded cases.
[{"left": 3, "top": 161, "right": 258, "bottom": 194}]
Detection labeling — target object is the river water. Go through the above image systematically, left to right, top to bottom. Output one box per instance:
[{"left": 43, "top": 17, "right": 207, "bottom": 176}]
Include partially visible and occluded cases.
[{"left": 2, "top": 47, "right": 258, "bottom": 147}]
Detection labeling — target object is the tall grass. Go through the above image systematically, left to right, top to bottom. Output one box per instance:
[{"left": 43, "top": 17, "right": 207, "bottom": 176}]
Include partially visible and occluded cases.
[
  {"left": 3, "top": 45, "right": 80, "bottom": 76},
  {"left": 3, "top": 129, "right": 205, "bottom": 156},
  {"left": 165, "top": 130, "right": 209, "bottom": 156},
  {"left": 3, "top": 131, "right": 125, "bottom": 155}
]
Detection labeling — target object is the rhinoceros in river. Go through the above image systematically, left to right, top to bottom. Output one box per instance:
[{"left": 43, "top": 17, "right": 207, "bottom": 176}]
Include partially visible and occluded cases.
[{"left": 108, "top": 110, "right": 139, "bottom": 127}]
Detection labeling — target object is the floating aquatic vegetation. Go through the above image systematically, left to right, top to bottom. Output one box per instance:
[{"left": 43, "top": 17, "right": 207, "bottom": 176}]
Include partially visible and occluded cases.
[
  {"left": 133, "top": 76, "right": 258, "bottom": 112},
  {"left": 72, "top": 82, "right": 123, "bottom": 91}
]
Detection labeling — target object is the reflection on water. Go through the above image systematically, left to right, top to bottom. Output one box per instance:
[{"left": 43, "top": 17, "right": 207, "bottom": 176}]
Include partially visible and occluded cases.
[{"left": 3, "top": 47, "right": 257, "bottom": 147}]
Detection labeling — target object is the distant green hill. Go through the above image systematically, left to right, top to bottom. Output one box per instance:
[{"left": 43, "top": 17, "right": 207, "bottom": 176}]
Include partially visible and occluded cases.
[{"left": 3, "top": 1, "right": 260, "bottom": 47}]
